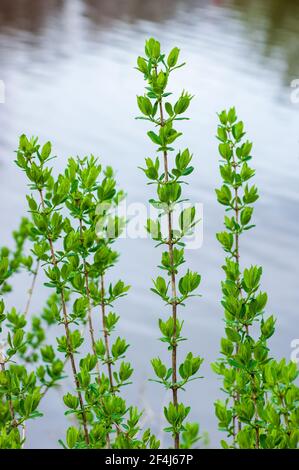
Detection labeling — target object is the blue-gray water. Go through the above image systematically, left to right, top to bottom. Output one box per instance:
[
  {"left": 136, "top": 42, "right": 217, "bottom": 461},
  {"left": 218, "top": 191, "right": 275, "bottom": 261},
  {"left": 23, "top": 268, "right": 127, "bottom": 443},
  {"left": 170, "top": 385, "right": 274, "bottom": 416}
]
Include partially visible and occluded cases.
[{"left": 0, "top": 0, "right": 298, "bottom": 448}]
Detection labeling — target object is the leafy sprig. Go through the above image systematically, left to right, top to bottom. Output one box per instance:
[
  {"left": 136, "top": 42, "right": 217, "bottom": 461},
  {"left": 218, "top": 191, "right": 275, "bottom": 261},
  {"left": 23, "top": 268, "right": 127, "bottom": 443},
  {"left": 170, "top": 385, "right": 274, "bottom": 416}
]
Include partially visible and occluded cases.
[{"left": 136, "top": 38, "right": 203, "bottom": 449}]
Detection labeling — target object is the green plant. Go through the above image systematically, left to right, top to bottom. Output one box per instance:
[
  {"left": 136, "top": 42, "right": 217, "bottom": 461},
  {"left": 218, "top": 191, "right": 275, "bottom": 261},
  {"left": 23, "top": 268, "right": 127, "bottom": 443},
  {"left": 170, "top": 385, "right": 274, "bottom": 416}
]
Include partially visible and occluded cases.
[
  {"left": 136, "top": 38, "right": 203, "bottom": 449},
  {"left": 1, "top": 40, "right": 298, "bottom": 451},
  {"left": 212, "top": 107, "right": 299, "bottom": 449},
  {"left": 15, "top": 135, "right": 94, "bottom": 446},
  {"left": 14, "top": 136, "right": 159, "bottom": 449},
  {"left": 64, "top": 156, "right": 134, "bottom": 446},
  {"left": 0, "top": 217, "right": 63, "bottom": 448},
  {"left": 0, "top": 217, "right": 34, "bottom": 297},
  {"left": 0, "top": 255, "right": 42, "bottom": 448}
]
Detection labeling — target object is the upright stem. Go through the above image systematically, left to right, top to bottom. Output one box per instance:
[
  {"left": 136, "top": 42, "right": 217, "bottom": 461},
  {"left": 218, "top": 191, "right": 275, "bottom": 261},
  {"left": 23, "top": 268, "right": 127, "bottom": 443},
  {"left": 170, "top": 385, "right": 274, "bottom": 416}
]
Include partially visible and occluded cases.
[
  {"left": 158, "top": 97, "right": 179, "bottom": 449},
  {"left": 231, "top": 135, "right": 258, "bottom": 445},
  {"left": 230, "top": 136, "right": 242, "bottom": 437},
  {"left": 38, "top": 190, "right": 90, "bottom": 446},
  {"left": 79, "top": 220, "right": 101, "bottom": 378},
  {"left": 17, "top": 260, "right": 39, "bottom": 449},
  {"left": 24, "top": 260, "right": 40, "bottom": 317},
  {"left": 99, "top": 273, "right": 113, "bottom": 449},
  {"left": 100, "top": 273, "right": 114, "bottom": 392},
  {"left": 0, "top": 359, "right": 16, "bottom": 427},
  {"left": 252, "top": 374, "right": 260, "bottom": 449},
  {"left": 281, "top": 395, "right": 290, "bottom": 433}
]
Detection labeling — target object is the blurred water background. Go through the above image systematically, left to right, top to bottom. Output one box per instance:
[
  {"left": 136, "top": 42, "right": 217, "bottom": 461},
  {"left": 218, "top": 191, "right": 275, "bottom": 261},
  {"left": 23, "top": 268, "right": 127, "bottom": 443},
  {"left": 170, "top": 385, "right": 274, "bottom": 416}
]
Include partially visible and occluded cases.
[{"left": 0, "top": 0, "right": 298, "bottom": 448}]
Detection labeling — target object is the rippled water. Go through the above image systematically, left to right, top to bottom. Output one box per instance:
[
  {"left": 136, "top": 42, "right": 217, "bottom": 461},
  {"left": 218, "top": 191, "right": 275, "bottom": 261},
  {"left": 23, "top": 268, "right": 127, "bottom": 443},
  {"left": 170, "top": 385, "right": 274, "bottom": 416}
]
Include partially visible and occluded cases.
[{"left": 0, "top": 0, "right": 298, "bottom": 448}]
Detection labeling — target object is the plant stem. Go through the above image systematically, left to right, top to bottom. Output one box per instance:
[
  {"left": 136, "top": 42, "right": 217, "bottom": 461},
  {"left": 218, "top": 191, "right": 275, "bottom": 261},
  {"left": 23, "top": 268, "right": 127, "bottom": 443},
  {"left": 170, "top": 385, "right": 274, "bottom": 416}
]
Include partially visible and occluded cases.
[
  {"left": 158, "top": 96, "right": 179, "bottom": 450},
  {"left": 231, "top": 132, "right": 258, "bottom": 445},
  {"left": 230, "top": 134, "right": 242, "bottom": 438},
  {"left": 38, "top": 190, "right": 90, "bottom": 446},
  {"left": 79, "top": 219, "right": 101, "bottom": 378},
  {"left": 24, "top": 260, "right": 39, "bottom": 317},
  {"left": 99, "top": 273, "right": 114, "bottom": 449},
  {"left": 100, "top": 274, "right": 114, "bottom": 392},
  {"left": 60, "top": 289, "right": 90, "bottom": 446},
  {"left": 0, "top": 360, "right": 16, "bottom": 427},
  {"left": 251, "top": 374, "right": 260, "bottom": 449},
  {"left": 279, "top": 393, "right": 291, "bottom": 438}
]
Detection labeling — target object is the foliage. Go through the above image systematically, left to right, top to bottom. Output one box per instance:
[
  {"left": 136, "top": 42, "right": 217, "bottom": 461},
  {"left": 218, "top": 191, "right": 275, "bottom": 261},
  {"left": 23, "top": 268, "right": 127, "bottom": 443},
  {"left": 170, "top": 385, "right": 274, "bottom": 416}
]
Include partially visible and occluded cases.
[
  {"left": 136, "top": 38, "right": 203, "bottom": 449},
  {"left": 0, "top": 40, "right": 297, "bottom": 451},
  {"left": 212, "top": 108, "right": 299, "bottom": 449},
  {"left": 12, "top": 136, "right": 159, "bottom": 449},
  {"left": 0, "top": 216, "right": 53, "bottom": 448}
]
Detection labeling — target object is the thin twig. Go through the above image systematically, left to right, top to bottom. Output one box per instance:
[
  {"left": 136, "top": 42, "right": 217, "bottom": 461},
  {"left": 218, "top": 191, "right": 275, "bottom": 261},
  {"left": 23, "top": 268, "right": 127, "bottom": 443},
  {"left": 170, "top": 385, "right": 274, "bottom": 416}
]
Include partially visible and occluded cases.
[
  {"left": 156, "top": 70, "right": 179, "bottom": 449},
  {"left": 230, "top": 132, "right": 242, "bottom": 439},
  {"left": 38, "top": 189, "right": 90, "bottom": 446},
  {"left": 79, "top": 219, "right": 101, "bottom": 378},
  {"left": 23, "top": 260, "right": 40, "bottom": 317},
  {"left": 100, "top": 273, "right": 115, "bottom": 449},
  {"left": 100, "top": 274, "right": 114, "bottom": 391},
  {"left": 0, "top": 357, "right": 16, "bottom": 427},
  {"left": 252, "top": 375, "right": 260, "bottom": 449}
]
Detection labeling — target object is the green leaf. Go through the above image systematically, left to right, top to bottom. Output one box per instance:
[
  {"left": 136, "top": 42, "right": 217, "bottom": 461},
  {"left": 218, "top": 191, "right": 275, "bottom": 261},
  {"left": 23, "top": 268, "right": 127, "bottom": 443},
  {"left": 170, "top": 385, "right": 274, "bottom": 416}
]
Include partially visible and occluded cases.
[
  {"left": 167, "top": 47, "right": 180, "bottom": 68},
  {"left": 137, "top": 56, "right": 148, "bottom": 74},
  {"left": 147, "top": 131, "right": 161, "bottom": 145},
  {"left": 40, "top": 141, "right": 52, "bottom": 161},
  {"left": 240, "top": 207, "right": 253, "bottom": 226},
  {"left": 66, "top": 426, "right": 79, "bottom": 449}
]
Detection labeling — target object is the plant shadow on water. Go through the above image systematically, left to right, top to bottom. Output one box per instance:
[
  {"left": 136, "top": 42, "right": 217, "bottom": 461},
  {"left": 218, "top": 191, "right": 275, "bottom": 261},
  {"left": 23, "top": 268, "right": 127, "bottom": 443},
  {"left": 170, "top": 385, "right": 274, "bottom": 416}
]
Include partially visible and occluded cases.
[{"left": 0, "top": 0, "right": 298, "bottom": 448}]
